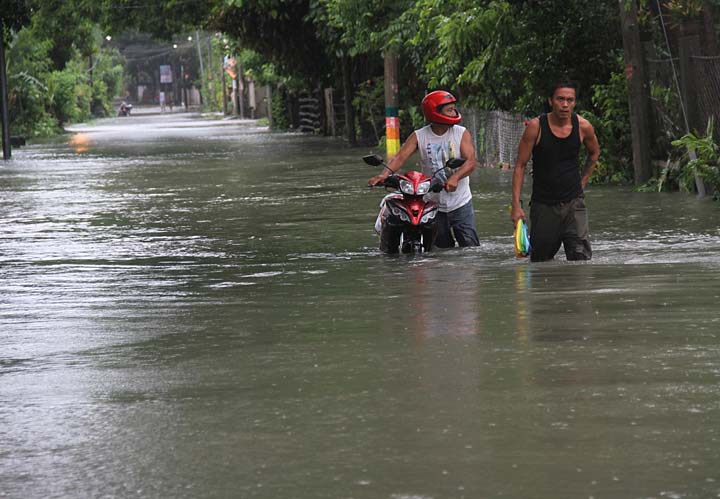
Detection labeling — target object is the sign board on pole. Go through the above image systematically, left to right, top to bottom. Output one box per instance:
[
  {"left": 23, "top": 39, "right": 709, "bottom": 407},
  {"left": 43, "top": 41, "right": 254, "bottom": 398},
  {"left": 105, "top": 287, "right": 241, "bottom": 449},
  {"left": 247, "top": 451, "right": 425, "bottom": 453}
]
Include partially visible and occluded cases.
[{"left": 160, "top": 65, "right": 173, "bottom": 84}]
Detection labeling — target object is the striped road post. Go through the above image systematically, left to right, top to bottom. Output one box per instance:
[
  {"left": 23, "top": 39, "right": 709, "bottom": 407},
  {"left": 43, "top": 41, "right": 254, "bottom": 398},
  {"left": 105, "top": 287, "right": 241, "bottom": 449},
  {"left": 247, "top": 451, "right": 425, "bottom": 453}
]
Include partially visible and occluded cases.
[{"left": 385, "top": 107, "right": 400, "bottom": 158}]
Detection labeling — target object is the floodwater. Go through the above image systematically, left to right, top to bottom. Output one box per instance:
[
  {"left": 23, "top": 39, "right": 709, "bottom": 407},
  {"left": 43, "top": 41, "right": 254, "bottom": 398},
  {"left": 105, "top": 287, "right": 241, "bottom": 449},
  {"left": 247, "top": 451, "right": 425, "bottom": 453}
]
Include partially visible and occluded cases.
[{"left": 1, "top": 111, "right": 720, "bottom": 499}]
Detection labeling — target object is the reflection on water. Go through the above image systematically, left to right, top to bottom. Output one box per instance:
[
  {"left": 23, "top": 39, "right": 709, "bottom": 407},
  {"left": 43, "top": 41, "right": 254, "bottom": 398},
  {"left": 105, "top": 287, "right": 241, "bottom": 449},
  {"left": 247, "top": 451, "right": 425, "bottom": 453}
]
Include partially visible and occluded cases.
[
  {"left": 1, "top": 111, "right": 720, "bottom": 498},
  {"left": 68, "top": 133, "right": 92, "bottom": 153},
  {"left": 513, "top": 265, "right": 532, "bottom": 342}
]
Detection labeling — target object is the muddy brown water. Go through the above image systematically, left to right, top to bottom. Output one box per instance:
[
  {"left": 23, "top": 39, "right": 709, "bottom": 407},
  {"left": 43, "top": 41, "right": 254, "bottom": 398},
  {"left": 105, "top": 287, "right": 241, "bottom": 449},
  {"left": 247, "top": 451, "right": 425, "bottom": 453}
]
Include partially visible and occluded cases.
[{"left": 1, "top": 112, "right": 719, "bottom": 498}]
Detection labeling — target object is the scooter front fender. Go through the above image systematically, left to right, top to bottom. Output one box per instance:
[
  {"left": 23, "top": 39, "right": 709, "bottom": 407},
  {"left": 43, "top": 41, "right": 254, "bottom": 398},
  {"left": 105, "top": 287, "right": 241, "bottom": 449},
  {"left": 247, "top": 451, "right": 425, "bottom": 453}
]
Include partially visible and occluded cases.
[{"left": 386, "top": 197, "right": 438, "bottom": 227}]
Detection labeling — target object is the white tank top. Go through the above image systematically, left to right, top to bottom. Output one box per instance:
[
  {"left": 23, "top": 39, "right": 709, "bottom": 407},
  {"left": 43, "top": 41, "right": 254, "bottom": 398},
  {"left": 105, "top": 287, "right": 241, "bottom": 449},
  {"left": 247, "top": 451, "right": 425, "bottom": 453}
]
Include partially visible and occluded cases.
[{"left": 414, "top": 124, "right": 472, "bottom": 212}]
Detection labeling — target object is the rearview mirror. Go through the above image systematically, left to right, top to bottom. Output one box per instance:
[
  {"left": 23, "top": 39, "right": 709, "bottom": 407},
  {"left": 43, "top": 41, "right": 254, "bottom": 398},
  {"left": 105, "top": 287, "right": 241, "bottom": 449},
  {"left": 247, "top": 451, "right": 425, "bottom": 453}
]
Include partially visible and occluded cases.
[
  {"left": 363, "top": 154, "right": 384, "bottom": 167},
  {"left": 445, "top": 158, "right": 466, "bottom": 169}
]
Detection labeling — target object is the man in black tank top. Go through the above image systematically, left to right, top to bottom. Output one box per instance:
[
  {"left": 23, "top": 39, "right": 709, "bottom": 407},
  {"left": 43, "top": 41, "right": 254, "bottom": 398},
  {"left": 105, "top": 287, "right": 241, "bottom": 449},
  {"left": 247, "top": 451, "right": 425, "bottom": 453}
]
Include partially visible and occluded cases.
[{"left": 510, "top": 80, "right": 600, "bottom": 262}]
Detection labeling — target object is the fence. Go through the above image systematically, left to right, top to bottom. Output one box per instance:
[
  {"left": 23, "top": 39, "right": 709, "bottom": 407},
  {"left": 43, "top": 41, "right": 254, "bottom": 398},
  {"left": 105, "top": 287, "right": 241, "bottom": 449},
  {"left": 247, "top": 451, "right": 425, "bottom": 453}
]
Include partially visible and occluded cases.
[
  {"left": 641, "top": 9, "right": 720, "bottom": 152},
  {"left": 645, "top": 54, "right": 720, "bottom": 146},
  {"left": 692, "top": 55, "right": 720, "bottom": 137},
  {"left": 320, "top": 87, "right": 527, "bottom": 162},
  {"left": 463, "top": 109, "right": 527, "bottom": 169}
]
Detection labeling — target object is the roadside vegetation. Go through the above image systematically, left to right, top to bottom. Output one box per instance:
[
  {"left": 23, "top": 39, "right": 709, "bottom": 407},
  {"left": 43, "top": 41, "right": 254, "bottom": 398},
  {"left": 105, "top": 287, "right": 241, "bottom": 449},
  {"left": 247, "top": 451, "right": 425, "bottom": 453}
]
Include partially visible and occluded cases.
[{"left": 2, "top": 0, "right": 718, "bottom": 197}]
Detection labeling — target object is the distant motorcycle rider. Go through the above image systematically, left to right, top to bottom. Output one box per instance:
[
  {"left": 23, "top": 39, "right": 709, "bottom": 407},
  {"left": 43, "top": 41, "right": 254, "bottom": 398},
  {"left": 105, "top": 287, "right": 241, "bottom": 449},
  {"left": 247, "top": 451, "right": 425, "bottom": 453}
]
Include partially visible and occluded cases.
[
  {"left": 368, "top": 90, "right": 479, "bottom": 249},
  {"left": 117, "top": 101, "right": 132, "bottom": 117}
]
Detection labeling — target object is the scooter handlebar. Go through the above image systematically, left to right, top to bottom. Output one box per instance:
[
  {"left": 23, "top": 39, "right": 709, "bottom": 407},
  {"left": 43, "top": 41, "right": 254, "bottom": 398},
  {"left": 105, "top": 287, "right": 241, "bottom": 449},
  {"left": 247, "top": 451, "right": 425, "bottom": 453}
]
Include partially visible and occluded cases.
[
  {"left": 371, "top": 176, "right": 444, "bottom": 192},
  {"left": 379, "top": 176, "right": 400, "bottom": 189},
  {"left": 430, "top": 179, "right": 445, "bottom": 193}
]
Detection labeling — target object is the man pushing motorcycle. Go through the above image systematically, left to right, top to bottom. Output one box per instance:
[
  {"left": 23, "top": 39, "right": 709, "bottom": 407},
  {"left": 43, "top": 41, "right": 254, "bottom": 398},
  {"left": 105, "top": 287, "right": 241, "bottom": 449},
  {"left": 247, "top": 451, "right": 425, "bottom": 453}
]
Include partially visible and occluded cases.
[{"left": 368, "top": 90, "right": 480, "bottom": 249}]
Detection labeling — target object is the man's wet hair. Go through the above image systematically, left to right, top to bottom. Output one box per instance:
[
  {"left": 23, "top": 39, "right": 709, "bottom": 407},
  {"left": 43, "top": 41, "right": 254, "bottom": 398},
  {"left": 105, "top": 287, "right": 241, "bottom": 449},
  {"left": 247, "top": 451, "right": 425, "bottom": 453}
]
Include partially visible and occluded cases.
[{"left": 549, "top": 80, "right": 579, "bottom": 98}]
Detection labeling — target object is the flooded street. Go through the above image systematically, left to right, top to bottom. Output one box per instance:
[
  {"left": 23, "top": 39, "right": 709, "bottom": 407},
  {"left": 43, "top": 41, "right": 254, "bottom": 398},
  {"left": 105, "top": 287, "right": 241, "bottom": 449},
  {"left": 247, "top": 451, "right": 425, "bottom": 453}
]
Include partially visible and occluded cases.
[{"left": 2, "top": 111, "right": 720, "bottom": 499}]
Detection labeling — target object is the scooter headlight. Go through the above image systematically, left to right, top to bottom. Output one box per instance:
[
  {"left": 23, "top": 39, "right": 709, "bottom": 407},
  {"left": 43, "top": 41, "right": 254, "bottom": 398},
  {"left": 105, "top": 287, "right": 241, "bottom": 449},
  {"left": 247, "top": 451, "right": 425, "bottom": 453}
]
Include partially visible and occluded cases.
[
  {"left": 399, "top": 179, "right": 415, "bottom": 195},
  {"left": 416, "top": 180, "right": 431, "bottom": 195}
]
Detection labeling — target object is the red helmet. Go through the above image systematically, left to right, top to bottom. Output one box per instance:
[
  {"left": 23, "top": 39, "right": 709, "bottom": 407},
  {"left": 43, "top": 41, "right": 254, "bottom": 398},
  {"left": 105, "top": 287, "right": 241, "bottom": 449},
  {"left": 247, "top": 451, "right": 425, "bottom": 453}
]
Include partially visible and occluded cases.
[{"left": 421, "top": 90, "right": 461, "bottom": 125}]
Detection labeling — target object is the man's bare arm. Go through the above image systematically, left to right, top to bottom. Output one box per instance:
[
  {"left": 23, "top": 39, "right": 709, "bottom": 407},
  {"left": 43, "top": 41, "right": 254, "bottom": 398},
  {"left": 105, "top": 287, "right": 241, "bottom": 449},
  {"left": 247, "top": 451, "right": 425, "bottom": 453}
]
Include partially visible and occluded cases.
[
  {"left": 579, "top": 117, "right": 600, "bottom": 189},
  {"left": 445, "top": 130, "right": 477, "bottom": 192},
  {"left": 368, "top": 132, "right": 419, "bottom": 186}
]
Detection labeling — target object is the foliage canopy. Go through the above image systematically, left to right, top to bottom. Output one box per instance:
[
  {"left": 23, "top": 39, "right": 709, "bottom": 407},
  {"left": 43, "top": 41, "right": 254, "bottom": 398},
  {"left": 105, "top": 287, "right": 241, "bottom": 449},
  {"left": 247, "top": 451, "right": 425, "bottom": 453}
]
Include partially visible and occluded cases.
[{"left": 7, "top": 0, "right": 714, "bottom": 192}]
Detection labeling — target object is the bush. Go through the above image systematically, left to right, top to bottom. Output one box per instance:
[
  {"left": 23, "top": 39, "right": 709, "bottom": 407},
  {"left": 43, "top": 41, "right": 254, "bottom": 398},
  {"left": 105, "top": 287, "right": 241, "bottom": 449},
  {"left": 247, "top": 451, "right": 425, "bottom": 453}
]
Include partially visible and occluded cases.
[
  {"left": 7, "top": 23, "right": 125, "bottom": 136},
  {"left": 6, "top": 28, "right": 58, "bottom": 137},
  {"left": 92, "top": 48, "right": 125, "bottom": 117},
  {"left": 584, "top": 59, "right": 633, "bottom": 184},
  {"left": 47, "top": 68, "right": 83, "bottom": 125},
  {"left": 8, "top": 72, "right": 58, "bottom": 137},
  {"left": 352, "top": 78, "right": 385, "bottom": 146},
  {"left": 270, "top": 86, "right": 290, "bottom": 131},
  {"left": 666, "top": 117, "right": 720, "bottom": 198}
]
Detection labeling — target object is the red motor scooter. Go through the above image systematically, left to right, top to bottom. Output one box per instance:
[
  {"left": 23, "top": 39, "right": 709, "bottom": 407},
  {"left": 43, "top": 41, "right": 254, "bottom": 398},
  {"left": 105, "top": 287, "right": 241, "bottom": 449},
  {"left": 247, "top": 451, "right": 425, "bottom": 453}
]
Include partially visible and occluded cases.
[{"left": 363, "top": 154, "right": 465, "bottom": 254}]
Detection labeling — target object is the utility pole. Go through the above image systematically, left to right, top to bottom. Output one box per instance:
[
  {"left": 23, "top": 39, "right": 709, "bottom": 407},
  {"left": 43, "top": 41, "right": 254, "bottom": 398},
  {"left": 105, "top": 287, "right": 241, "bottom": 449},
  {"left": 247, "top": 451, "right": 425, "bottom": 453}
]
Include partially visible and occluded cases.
[
  {"left": 619, "top": 0, "right": 653, "bottom": 185},
  {"left": 195, "top": 30, "right": 204, "bottom": 105},
  {"left": 194, "top": 32, "right": 204, "bottom": 78},
  {"left": 0, "top": 34, "right": 11, "bottom": 160},
  {"left": 206, "top": 37, "right": 213, "bottom": 104},
  {"left": 384, "top": 50, "right": 400, "bottom": 159},
  {"left": 88, "top": 54, "right": 94, "bottom": 115},
  {"left": 221, "top": 54, "right": 228, "bottom": 115},
  {"left": 236, "top": 57, "right": 245, "bottom": 118},
  {"left": 181, "top": 63, "right": 188, "bottom": 111},
  {"left": 266, "top": 84, "right": 273, "bottom": 128}
]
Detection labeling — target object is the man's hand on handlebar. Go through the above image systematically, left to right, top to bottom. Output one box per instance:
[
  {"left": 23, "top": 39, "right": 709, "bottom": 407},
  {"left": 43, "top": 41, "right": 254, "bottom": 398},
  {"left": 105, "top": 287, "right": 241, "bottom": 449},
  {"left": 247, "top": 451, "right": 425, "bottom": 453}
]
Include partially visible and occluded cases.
[{"left": 368, "top": 173, "right": 389, "bottom": 187}]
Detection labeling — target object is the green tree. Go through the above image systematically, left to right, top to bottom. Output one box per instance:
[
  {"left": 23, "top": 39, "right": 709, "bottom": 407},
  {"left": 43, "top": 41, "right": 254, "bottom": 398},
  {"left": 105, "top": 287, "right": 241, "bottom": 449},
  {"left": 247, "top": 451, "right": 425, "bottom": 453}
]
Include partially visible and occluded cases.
[
  {"left": 0, "top": 0, "right": 33, "bottom": 40},
  {"left": 100, "top": 0, "right": 218, "bottom": 39},
  {"left": 213, "top": 0, "right": 330, "bottom": 83},
  {"left": 307, "top": 0, "right": 414, "bottom": 56},
  {"left": 402, "top": 0, "right": 621, "bottom": 112},
  {"left": 7, "top": 14, "right": 125, "bottom": 135},
  {"left": 5, "top": 28, "right": 56, "bottom": 137},
  {"left": 583, "top": 58, "right": 634, "bottom": 184}
]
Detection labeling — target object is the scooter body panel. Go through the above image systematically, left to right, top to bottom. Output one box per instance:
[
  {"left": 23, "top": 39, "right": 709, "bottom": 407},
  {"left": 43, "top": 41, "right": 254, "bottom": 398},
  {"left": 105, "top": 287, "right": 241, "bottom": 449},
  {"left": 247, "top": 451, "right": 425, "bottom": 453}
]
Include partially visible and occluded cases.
[{"left": 378, "top": 173, "right": 439, "bottom": 254}]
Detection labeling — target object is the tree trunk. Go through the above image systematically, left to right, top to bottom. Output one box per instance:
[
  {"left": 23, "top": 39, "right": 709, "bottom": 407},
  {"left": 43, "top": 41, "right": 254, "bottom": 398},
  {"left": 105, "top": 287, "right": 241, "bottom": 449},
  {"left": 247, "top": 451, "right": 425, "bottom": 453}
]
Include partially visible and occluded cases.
[
  {"left": 619, "top": 0, "right": 653, "bottom": 185},
  {"left": 0, "top": 37, "right": 11, "bottom": 160},
  {"left": 342, "top": 55, "right": 356, "bottom": 145}
]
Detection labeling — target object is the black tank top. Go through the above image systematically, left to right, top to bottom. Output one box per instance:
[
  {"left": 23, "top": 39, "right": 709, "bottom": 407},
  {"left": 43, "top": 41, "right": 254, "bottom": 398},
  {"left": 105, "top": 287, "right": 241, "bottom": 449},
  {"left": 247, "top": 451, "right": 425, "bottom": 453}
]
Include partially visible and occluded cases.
[{"left": 531, "top": 113, "right": 582, "bottom": 204}]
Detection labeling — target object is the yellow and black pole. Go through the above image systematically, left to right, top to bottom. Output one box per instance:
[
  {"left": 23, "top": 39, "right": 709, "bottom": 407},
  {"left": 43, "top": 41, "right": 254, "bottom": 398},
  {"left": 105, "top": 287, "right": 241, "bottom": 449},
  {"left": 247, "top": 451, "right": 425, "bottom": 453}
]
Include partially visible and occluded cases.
[{"left": 384, "top": 50, "right": 400, "bottom": 158}]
